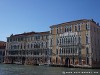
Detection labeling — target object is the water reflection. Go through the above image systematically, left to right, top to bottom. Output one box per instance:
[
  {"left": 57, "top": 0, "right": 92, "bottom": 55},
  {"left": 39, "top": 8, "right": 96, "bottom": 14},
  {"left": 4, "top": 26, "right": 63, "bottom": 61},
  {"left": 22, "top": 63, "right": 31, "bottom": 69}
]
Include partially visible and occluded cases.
[{"left": 0, "top": 64, "right": 100, "bottom": 75}]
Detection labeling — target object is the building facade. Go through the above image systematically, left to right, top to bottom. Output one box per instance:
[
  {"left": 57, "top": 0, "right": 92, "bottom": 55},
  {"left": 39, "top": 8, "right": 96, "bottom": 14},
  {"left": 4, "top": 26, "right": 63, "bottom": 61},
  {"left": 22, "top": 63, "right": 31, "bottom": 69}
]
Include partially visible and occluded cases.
[
  {"left": 4, "top": 19, "right": 100, "bottom": 68},
  {"left": 49, "top": 19, "right": 100, "bottom": 68},
  {"left": 4, "top": 31, "right": 50, "bottom": 65},
  {"left": 0, "top": 41, "right": 6, "bottom": 63}
]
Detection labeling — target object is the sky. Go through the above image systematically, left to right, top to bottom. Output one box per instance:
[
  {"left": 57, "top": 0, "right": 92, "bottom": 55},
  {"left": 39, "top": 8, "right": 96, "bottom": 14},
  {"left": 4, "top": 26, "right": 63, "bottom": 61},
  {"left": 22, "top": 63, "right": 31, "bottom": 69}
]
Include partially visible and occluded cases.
[{"left": 0, "top": 0, "right": 100, "bottom": 41}]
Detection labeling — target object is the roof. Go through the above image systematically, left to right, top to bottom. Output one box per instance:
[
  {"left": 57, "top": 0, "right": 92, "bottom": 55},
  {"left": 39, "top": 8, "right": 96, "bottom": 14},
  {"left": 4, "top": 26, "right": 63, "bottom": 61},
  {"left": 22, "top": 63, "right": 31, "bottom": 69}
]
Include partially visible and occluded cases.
[
  {"left": 50, "top": 19, "right": 91, "bottom": 28},
  {"left": 9, "top": 31, "right": 50, "bottom": 37},
  {"left": 0, "top": 41, "right": 6, "bottom": 43}
]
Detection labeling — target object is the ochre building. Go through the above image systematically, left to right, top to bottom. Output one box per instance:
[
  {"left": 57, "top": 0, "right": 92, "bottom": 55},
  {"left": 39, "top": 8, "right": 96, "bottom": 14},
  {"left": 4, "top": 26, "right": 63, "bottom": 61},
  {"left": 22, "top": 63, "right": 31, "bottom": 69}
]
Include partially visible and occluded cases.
[{"left": 49, "top": 19, "right": 100, "bottom": 68}]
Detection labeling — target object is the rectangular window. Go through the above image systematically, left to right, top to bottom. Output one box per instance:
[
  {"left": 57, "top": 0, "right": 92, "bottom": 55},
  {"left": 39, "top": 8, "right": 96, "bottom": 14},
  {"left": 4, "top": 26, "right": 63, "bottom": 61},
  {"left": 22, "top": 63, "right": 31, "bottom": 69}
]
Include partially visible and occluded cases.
[
  {"left": 86, "top": 23, "right": 90, "bottom": 30},
  {"left": 86, "top": 24, "right": 88, "bottom": 30},
  {"left": 75, "top": 25, "right": 77, "bottom": 31},
  {"left": 78, "top": 25, "right": 81, "bottom": 31},
  {"left": 69, "top": 26, "right": 72, "bottom": 32},
  {"left": 60, "top": 27, "right": 62, "bottom": 33},
  {"left": 51, "top": 28, "right": 54, "bottom": 34},
  {"left": 56, "top": 28, "right": 58, "bottom": 34},
  {"left": 65, "top": 28, "right": 66, "bottom": 32},
  {"left": 66, "top": 28, "right": 68, "bottom": 32},
  {"left": 41, "top": 36, "right": 43, "bottom": 40},
  {"left": 46, "top": 36, "right": 48, "bottom": 40},
  {"left": 78, "top": 36, "right": 81, "bottom": 43},
  {"left": 86, "top": 36, "right": 88, "bottom": 44},
  {"left": 66, "top": 37, "right": 67, "bottom": 44},
  {"left": 7, "top": 38, "right": 9, "bottom": 42},
  {"left": 56, "top": 38, "right": 59, "bottom": 45},
  {"left": 60, "top": 38, "right": 61, "bottom": 44},
  {"left": 62, "top": 38, "right": 64, "bottom": 44},
  {"left": 64, "top": 38, "right": 66, "bottom": 44},
  {"left": 50, "top": 39, "right": 53, "bottom": 46},
  {"left": 46, "top": 42, "right": 48, "bottom": 48},
  {"left": 86, "top": 47, "right": 89, "bottom": 54},
  {"left": 62, "top": 48, "right": 64, "bottom": 54},
  {"left": 64, "top": 48, "right": 65, "bottom": 54},
  {"left": 66, "top": 48, "right": 67, "bottom": 54},
  {"left": 68, "top": 48, "right": 70, "bottom": 53},
  {"left": 71, "top": 48, "right": 72, "bottom": 53},
  {"left": 56, "top": 49, "right": 58, "bottom": 55},
  {"left": 60, "top": 49, "right": 62, "bottom": 54},
  {"left": 45, "top": 51, "right": 48, "bottom": 55}
]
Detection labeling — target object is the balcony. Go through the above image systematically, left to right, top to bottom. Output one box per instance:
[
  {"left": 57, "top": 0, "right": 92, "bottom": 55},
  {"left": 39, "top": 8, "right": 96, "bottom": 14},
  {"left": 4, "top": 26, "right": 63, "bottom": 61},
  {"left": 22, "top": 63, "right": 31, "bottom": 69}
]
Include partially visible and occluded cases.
[
  {"left": 59, "top": 42, "right": 82, "bottom": 47},
  {"left": 59, "top": 43, "right": 78, "bottom": 47},
  {"left": 59, "top": 53, "right": 78, "bottom": 56}
]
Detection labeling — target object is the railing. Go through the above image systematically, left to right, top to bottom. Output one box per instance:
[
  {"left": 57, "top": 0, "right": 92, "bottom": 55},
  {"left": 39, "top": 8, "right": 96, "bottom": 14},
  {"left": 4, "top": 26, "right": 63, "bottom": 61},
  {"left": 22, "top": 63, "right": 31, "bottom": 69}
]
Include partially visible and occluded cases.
[
  {"left": 59, "top": 42, "right": 80, "bottom": 46},
  {"left": 59, "top": 43, "right": 82, "bottom": 48},
  {"left": 59, "top": 53, "right": 78, "bottom": 56},
  {"left": 6, "top": 54, "right": 49, "bottom": 57}
]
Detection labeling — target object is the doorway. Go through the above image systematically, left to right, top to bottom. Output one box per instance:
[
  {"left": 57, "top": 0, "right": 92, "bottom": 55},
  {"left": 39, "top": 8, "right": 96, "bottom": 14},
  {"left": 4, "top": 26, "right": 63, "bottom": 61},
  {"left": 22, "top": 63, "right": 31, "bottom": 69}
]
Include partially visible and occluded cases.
[{"left": 65, "top": 57, "right": 70, "bottom": 66}]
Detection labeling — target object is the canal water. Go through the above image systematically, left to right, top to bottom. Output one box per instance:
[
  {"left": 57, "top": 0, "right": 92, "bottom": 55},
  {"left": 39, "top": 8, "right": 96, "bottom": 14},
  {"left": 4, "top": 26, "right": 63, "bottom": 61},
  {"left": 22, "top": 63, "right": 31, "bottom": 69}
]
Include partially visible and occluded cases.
[{"left": 0, "top": 64, "right": 100, "bottom": 75}]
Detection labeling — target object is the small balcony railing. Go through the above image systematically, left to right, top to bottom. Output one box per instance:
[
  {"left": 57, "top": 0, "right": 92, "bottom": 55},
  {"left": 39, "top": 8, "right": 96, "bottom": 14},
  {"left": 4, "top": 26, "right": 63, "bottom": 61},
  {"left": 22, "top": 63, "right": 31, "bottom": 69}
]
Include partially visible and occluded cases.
[{"left": 59, "top": 53, "right": 78, "bottom": 56}]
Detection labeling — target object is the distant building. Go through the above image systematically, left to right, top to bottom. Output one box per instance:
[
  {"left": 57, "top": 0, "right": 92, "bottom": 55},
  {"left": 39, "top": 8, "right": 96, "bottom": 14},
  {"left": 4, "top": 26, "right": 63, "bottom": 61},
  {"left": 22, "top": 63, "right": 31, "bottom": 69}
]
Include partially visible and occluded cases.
[
  {"left": 49, "top": 19, "right": 100, "bottom": 68},
  {"left": 4, "top": 31, "right": 50, "bottom": 65},
  {"left": 0, "top": 41, "right": 6, "bottom": 63}
]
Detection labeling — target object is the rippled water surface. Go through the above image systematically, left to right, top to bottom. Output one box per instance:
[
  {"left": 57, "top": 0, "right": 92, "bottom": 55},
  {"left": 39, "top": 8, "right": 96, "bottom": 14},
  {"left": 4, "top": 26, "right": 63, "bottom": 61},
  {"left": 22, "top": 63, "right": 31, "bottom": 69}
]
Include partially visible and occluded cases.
[{"left": 0, "top": 64, "right": 100, "bottom": 75}]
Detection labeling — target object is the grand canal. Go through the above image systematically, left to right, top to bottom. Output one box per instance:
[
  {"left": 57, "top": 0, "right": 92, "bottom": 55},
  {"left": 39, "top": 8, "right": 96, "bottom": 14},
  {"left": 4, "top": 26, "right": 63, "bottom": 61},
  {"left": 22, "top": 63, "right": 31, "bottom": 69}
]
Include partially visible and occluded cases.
[{"left": 0, "top": 64, "right": 100, "bottom": 75}]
